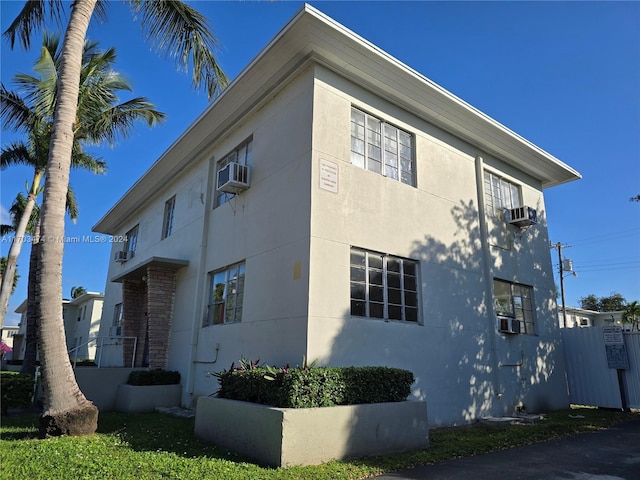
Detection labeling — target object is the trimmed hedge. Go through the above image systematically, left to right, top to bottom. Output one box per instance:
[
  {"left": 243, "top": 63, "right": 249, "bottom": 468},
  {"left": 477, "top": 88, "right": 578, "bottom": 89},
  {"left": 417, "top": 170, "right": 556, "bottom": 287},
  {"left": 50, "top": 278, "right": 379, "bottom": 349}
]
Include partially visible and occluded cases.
[
  {"left": 216, "top": 365, "right": 414, "bottom": 408},
  {"left": 127, "top": 369, "right": 180, "bottom": 386},
  {"left": 1, "top": 371, "right": 34, "bottom": 414}
]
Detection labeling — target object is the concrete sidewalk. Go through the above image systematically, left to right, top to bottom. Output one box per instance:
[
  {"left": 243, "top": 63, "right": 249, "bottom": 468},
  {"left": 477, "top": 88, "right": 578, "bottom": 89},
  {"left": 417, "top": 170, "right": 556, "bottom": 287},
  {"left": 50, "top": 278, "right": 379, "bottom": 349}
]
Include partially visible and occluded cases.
[{"left": 373, "top": 419, "right": 640, "bottom": 480}]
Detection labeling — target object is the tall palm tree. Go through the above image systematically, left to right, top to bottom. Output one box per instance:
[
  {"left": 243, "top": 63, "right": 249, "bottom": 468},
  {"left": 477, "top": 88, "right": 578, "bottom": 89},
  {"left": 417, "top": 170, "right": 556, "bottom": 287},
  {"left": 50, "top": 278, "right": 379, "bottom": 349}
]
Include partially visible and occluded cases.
[{"left": 3, "top": 20, "right": 179, "bottom": 436}]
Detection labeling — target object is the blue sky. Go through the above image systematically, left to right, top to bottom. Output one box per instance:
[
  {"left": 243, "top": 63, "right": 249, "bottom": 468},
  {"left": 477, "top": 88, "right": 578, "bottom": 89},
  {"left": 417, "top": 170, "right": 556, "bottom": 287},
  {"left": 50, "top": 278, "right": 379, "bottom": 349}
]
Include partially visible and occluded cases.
[{"left": 1, "top": 1, "right": 639, "bottom": 325}]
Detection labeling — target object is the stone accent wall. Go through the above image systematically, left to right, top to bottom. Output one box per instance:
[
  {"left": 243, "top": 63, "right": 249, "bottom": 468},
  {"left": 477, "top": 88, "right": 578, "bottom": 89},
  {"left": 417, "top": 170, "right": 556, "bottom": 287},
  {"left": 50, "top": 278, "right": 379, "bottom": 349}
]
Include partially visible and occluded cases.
[
  {"left": 146, "top": 267, "right": 178, "bottom": 369},
  {"left": 122, "top": 280, "right": 146, "bottom": 367}
]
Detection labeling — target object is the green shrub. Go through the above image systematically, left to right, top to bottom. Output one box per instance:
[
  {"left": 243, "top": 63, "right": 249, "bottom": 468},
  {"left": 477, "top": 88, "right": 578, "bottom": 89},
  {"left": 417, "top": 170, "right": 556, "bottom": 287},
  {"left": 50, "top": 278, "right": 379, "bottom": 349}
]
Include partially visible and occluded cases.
[
  {"left": 216, "top": 363, "right": 414, "bottom": 408},
  {"left": 127, "top": 369, "right": 180, "bottom": 386},
  {"left": 1, "top": 371, "right": 34, "bottom": 414}
]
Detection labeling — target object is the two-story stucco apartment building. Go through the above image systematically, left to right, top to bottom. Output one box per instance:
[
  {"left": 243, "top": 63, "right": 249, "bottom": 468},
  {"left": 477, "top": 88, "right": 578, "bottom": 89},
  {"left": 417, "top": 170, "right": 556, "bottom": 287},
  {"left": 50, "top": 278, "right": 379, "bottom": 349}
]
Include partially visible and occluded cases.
[{"left": 93, "top": 5, "right": 580, "bottom": 426}]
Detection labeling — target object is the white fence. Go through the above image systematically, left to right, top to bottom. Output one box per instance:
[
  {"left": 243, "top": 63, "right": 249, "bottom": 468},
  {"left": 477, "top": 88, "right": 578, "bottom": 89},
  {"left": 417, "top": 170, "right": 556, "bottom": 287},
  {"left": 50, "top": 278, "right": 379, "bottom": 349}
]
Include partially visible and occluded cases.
[{"left": 561, "top": 327, "right": 640, "bottom": 410}]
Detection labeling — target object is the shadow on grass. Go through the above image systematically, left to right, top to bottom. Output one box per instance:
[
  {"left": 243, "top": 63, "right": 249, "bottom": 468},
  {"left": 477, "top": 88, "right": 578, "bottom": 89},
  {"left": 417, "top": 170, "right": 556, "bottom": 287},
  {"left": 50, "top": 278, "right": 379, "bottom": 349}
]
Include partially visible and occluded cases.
[
  {"left": 0, "top": 411, "right": 259, "bottom": 465},
  {"left": 97, "top": 412, "right": 257, "bottom": 462}
]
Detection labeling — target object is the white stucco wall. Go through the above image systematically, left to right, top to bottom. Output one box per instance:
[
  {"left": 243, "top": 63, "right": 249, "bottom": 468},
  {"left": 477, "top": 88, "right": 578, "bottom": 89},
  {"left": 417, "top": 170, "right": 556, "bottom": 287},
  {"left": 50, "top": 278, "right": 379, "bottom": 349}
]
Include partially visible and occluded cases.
[{"left": 306, "top": 65, "right": 568, "bottom": 426}]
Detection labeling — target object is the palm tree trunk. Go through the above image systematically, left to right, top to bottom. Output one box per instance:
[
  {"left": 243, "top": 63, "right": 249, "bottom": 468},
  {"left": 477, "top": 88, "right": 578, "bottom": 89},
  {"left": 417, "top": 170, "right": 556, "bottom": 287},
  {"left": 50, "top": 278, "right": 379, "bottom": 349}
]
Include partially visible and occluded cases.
[
  {"left": 37, "top": 0, "right": 98, "bottom": 437},
  {"left": 0, "top": 172, "right": 41, "bottom": 325},
  {"left": 20, "top": 218, "right": 41, "bottom": 377}
]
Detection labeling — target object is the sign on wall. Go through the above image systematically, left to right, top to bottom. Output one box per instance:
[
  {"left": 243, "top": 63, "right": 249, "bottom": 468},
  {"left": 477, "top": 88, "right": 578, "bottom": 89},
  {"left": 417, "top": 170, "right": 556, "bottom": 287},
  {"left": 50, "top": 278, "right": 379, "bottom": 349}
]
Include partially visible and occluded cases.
[
  {"left": 319, "top": 159, "right": 338, "bottom": 194},
  {"left": 603, "top": 325, "right": 629, "bottom": 369}
]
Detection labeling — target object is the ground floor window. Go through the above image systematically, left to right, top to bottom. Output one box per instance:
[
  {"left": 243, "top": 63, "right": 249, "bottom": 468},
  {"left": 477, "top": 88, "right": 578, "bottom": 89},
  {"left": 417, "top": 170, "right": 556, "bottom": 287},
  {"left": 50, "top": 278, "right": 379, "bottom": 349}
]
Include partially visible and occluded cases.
[
  {"left": 350, "top": 247, "right": 419, "bottom": 323},
  {"left": 205, "top": 262, "right": 245, "bottom": 326},
  {"left": 493, "top": 279, "right": 535, "bottom": 335}
]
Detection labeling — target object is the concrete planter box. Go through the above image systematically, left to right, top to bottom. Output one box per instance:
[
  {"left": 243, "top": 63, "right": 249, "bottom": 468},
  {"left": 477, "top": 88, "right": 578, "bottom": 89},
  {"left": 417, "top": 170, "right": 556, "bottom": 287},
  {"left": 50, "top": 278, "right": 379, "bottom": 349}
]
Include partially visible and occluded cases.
[
  {"left": 114, "top": 384, "right": 181, "bottom": 413},
  {"left": 195, "top": 397, "right": 429, "bottom": 467}
]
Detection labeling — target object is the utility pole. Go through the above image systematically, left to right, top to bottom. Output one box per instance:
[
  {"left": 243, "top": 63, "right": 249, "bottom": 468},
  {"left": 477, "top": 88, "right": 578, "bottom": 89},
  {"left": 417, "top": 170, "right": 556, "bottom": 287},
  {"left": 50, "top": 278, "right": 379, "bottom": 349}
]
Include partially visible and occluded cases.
[{"left": 550, "top": 242, "right": 572, "bottom": 327}]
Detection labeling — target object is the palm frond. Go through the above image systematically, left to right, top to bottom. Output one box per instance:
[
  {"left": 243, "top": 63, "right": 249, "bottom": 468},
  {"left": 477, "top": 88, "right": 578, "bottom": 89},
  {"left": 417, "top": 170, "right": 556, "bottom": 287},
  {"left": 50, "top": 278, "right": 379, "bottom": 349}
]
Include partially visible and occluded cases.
[
  {"left": 2, "top": 0, "right": 65, "bottom": 50},
  {"left": 133, "top": 0, "right": 228, "bottom": 99},
  {"left": 1, "top": 84, "right": 33, "bottom": 132},
  {"left": 82, "top": 97, "right": 166, "bottom": 145},
  {"left": 1, "top": 141, "right": 34, "bottom": 170},
  {"left": 70, "top": 151, "right": 106, "bottom": 174},
  {"left": 65, "top": 185, "right": 79, "bottom": 222},
  {"left": 8, "top": 192, "right": 41, "bottom": 235}
]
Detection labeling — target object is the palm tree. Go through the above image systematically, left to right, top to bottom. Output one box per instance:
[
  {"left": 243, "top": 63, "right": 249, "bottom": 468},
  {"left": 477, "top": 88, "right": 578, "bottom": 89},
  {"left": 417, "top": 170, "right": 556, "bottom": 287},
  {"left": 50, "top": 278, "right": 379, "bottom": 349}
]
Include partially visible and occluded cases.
[
  {"left": 3, "top": 20, "right": 180, "bottom": 436},
  {"left": 1, "top": 32, "right": 166, "bottom": 322},
  {"left": 70, "top": 286, "right": 87, "bottom": 299},
  {"left": 622, "top": 301, "right": 640, "bottom": 332}
]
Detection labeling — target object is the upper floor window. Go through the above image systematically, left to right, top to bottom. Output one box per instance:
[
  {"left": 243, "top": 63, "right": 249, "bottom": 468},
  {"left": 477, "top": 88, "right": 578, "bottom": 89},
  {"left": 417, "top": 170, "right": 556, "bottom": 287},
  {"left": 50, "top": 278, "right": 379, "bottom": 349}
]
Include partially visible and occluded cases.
[
  {"left": 350, "top": 107, "right": 415, "bottom": 187},
  {"left": 215, "top": 138, "right": 253, "bottom": 207},
  {"left": 483, "top": 171, "right": 521, "bottom": 218},
  {"left": 162, "top": 196, "right": 176, "bottom": 239},
  {"left": 125, "top": 224, "right": 138, "bottom": 257},
  {"left": 350, "top": 247, "right": 419, "bottom": 323},
  {"left": 205, "top": 261, "right": 246, "bottom": 326},
  {"left": 493, "top": 279, "right": 535, "bottom": 335}
]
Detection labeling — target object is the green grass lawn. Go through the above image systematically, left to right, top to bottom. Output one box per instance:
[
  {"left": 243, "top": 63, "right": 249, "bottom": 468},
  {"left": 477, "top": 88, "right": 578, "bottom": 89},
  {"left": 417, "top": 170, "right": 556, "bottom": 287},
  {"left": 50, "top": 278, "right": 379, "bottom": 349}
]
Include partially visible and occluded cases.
[{"left": 1, "top": 408, "right": 637, "bottom": 480}]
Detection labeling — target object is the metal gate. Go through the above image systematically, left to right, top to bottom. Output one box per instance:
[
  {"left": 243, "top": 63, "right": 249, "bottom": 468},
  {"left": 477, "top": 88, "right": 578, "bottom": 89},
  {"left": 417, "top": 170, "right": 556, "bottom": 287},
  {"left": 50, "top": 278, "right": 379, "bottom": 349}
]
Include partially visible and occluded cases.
[{"left": 561, "top": 327, "right": 640, "bottom": 409}]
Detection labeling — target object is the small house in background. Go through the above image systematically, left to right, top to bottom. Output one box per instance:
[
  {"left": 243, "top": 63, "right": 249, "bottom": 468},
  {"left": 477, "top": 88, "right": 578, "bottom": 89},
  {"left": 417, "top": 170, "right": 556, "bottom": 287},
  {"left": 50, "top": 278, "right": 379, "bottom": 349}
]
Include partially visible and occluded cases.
[
  {"left": 93, "top": 5, "right": 580, "bottom": 426},
  {"left": 64, "top": 292, "right": 105, "bottom": 362},
  {"left": 9, "top": 293, "right": 104, "bottom": 363},
  {"left": 560, "top": 306, "right": 625, "bottom": 329}
]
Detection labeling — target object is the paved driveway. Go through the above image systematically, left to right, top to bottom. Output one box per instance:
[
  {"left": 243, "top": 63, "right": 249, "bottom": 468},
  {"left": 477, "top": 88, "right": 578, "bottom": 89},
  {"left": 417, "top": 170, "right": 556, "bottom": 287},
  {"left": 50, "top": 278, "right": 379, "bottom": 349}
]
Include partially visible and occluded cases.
[{"left": 373, "top": 419, "right": 640, "bottom": 480}]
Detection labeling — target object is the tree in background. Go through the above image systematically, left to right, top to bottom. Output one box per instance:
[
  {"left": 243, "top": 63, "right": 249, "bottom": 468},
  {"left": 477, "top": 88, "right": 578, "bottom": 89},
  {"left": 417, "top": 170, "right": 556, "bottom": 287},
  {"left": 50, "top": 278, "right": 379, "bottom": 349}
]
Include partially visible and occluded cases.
[
  {"left": 4, "top": 0, "right": 227, "bottom": 437},
  {"left": 70, "top": 286, "right": 87, "bottom": 299},
  {"left": 579, "top": 292, "right": 627, "bottom": 312},
  {"left": 578, "top": 294, "right": 599, "bottom": 311},
  {"left": 622, "top": 301, "right": 639, "bottom": 331}
]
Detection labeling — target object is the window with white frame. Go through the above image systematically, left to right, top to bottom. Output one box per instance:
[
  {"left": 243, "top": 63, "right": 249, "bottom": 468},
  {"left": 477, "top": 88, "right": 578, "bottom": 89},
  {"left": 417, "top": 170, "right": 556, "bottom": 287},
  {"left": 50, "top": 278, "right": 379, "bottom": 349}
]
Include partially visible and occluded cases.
[
  {"left": 350, "top": 107, "right": 415, "bottom": 186},
  {"left": 215, "top": 138, "right": 253, "bottom": 207},
  {"left": 483, "top": 171, "right": 521, "bottom": 218},
  {"left": 162, "top": 196, "right": 176, "bottom": 239},
  {"left": 125, "top": 224, "right": 139, "bottom": 257},
  {"left": 350, "top": 248, "right": 419, "bottom": 322},
  {"left": 205, "top": 262, "right": 246, "bottom": 326},
  {"left": 493, "top": 279, "right": 535, "bottom": 335}
]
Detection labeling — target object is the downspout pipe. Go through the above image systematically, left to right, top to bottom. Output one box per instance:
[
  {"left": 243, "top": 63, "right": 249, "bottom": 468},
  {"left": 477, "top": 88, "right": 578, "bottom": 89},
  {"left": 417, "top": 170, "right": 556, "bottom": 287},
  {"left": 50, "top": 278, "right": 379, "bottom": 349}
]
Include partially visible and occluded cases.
[
  {"left": 475, "top": 154, "right": 502, "bottom": 399},
  {"left": 184, "top": 156, "right": 216, "bottom": 408}
]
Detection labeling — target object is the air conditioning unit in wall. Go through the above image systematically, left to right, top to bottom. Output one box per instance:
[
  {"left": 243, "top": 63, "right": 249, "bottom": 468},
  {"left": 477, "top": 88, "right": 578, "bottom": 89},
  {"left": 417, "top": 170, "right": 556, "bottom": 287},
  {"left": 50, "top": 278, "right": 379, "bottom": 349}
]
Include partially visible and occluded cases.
[
  {"left": 217, "top": 162, "right": 250, "bottom": 194},
  {"left": 507, "top": 206, "right": 538, "bottom": 227},
  {"left": 114, "top": 250, "right": 131, "bottom": 262},
  {"left": 499, "top": 317, "right": 521, "bottom": 334},
  {"left": 109, "top": 326, "right": 122, "bottom": 336}
]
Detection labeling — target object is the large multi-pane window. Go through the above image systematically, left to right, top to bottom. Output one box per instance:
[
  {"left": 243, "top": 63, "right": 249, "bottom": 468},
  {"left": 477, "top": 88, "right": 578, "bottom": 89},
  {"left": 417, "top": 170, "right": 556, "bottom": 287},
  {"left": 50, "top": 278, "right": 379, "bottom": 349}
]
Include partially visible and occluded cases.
[
  {"left": 350, "top": 107, "right": 415, "bottom": 186},
  {"left": 215, "top": 138, "right": 253, "bottom": 207},
  {"left": 483, "top": 171, "right": 521, "bottom": 218},
  {"left": 162, "top": 196, "right": 176, "bottom": 239},
  {"left": 125, "top": 224, "right": 138, "bottom": 257},
  {"left": 350, "top": 248, "right": 419, "bottom": 322},
  {"left": 205, "top": 262, "right": 246, "bottom": 326},
  {"left": 493, "top": 279, "right": 535, "bottom": 335}
]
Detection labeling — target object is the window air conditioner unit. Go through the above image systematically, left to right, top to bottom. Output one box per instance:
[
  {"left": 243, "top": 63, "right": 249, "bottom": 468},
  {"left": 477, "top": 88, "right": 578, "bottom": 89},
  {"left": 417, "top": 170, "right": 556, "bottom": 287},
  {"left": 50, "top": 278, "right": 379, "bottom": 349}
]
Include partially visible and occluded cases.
[
  {"left": 217, "top": 163, "right": 250, "bottom": 194},
  {"left": 507, "top": 206, "right": 538, "bottom": 227},
  {"left": 114, "top": 250, "right": 131, "bottom": 262},
  {"left": 499, "top": 317, "right": 521, "bottom": 334},
  {"left": 109, "top": 326, "right": 123, "bottom": 336}
]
